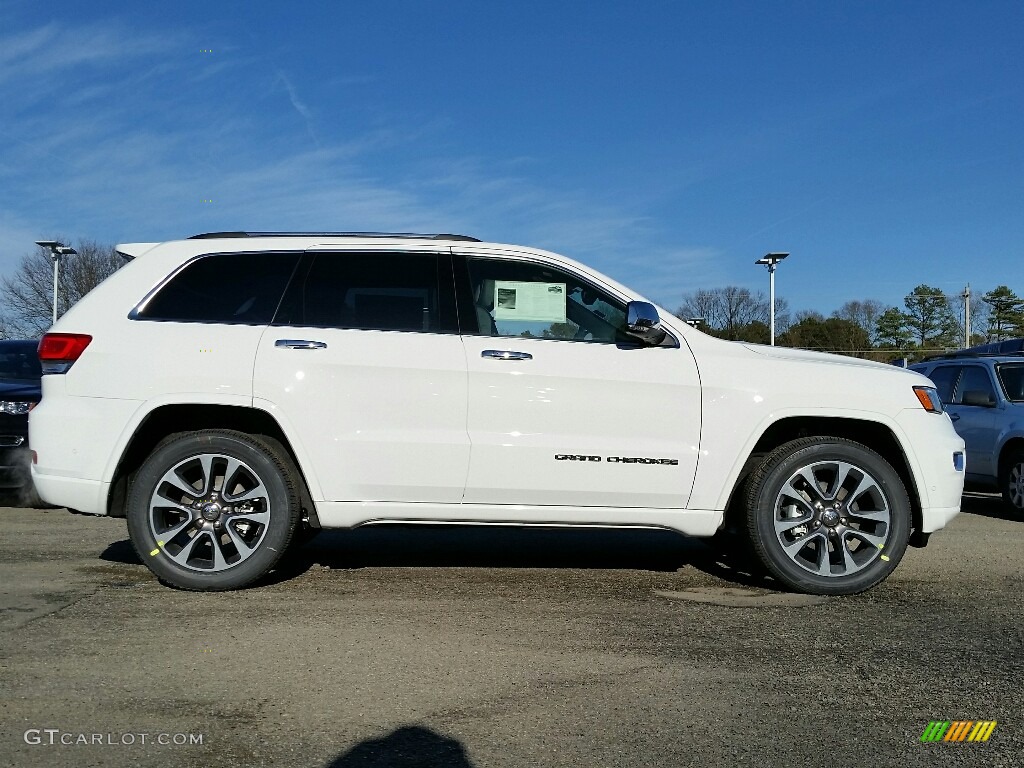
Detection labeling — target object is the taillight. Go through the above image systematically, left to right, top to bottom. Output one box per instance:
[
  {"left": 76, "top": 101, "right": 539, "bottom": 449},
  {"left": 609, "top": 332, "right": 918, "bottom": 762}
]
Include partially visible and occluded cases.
[{"left": 38, "top": 333, "right": 92, "bottom": 374}]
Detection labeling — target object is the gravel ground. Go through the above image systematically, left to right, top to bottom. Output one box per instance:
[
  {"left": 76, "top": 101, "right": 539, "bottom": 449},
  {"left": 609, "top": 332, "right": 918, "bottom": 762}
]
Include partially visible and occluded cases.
[{"left": 0, "top": 494, "right": 1021, "bottom": 768}]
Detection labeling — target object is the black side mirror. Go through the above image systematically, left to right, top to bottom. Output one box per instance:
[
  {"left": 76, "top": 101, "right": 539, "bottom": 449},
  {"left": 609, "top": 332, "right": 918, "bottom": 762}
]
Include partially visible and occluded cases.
[
  {"left": 625, "top": 301, "right": 665, "bottom": 345},
  {"left": 961, "top": 389, "right": 996, "bottom": 407}
]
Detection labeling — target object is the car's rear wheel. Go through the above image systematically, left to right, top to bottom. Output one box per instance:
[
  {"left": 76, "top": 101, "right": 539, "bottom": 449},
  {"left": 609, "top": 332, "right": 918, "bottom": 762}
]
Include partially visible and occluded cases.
[
  {"left": 127, "top": 430, "right": 300, "bottom": 591},
  {"left": 745, "top": 437, "right": 911, "bottom": 596},
  {"left": 1000, "top": 449, "right": 1024, "bottom": 515}
]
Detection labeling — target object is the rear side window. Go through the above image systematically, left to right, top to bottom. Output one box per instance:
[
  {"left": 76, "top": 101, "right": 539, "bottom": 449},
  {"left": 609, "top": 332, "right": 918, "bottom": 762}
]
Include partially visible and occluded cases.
[
  {"left": 273, "top": 251, "right": 456, "bottom": 333},
  {"left": 136, "top": 252, "right": 300, "bottom": 324}
]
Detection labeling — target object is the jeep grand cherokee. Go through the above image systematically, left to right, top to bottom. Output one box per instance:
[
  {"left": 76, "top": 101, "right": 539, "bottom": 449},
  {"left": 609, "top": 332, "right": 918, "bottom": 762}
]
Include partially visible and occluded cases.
[{"left": 30, "top": 232, "right": 965, "bottom": 594}]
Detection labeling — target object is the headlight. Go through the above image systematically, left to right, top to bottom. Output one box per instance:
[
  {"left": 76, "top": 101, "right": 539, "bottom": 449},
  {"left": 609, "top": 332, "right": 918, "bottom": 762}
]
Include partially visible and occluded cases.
[
  {"left": 913, "top": 386, "right": 944, "bottom": 414},
  {"left": 0, "top": 401, "right": 35, "bottom": 415}
]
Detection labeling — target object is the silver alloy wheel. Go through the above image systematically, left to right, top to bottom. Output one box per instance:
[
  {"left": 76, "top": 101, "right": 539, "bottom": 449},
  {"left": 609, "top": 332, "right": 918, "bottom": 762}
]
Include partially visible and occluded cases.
[
  {"left": 147, "top": 453, "right": 272, "bottom": 572},
  {"left": 774, "top": 460, "right": 891, "bottom": 577},
  {"left": 1008, "top": 460, "right": 1024, "bottom": 510}
]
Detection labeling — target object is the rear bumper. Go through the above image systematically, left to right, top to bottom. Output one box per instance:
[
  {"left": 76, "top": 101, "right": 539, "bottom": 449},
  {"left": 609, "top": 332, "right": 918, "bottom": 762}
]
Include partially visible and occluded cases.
[
  {"left": 29, "top": 378, "right": 141, "bottom": 513},
  {"left": 29, "top": 469, "right": 109, "bottom": 514}
]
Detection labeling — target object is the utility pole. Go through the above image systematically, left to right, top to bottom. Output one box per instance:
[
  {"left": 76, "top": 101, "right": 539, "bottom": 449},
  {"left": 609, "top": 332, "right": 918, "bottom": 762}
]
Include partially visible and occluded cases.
[{"left": 963, "top": 284, "right": 971, "bottom": 349}]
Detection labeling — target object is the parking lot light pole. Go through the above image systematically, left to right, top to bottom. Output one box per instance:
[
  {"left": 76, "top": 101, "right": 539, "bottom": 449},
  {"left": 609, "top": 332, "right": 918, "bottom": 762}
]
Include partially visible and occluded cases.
[
  {"left": 35, "top": 241, "right": 77, "bottom": 325},
  {"left": 755, "top": 252, "right": 789, "bottom": 346}
]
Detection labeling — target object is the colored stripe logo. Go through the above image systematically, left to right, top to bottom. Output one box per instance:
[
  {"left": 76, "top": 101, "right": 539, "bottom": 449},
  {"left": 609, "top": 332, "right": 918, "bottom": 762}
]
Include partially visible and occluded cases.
[{"left": 921, "top": 721, "right": 997, "bottom": 742}]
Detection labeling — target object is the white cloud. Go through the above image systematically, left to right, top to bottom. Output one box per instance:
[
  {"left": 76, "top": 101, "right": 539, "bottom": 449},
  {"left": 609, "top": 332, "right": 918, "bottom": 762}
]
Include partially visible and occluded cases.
[
  {"left": 0, "top": 17, "right": 720, "bottom": 301},
  {"left": 0, "top": 21, "right": 184, "bottom": 85},
  {"left": 274, "top": 70, "right": 318, "bottom": 146}
]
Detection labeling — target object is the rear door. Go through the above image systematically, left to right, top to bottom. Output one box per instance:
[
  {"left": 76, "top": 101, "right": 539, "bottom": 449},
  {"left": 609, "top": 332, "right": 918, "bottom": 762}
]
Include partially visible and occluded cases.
[{"left": 252, "top": 248, "right": 470, "bottom": 503}]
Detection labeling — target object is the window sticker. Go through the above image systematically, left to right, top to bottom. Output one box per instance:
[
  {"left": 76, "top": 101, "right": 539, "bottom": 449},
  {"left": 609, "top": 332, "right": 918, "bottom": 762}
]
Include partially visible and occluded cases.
[{"left": 493, "top": 281, "right": 567, "bottom": 323}]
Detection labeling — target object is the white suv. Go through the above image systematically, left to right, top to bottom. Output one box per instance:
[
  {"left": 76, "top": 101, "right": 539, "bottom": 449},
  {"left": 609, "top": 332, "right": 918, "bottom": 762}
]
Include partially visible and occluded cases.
[{"left": 30, "top": 232, "right": 965, "bottom": 594}]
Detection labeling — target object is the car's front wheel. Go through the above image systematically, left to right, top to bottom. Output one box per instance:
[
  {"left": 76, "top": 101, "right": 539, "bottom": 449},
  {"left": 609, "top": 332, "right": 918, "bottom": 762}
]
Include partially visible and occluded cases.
[
  {"left": 126, "top": 430, "right": 301, "bottom": 591},
  {"left": 745, "top": 437, "right": 911, "bottom": 596},
  {"left": 1000, "top": 449, "right": 1024, "bottom": 515}
]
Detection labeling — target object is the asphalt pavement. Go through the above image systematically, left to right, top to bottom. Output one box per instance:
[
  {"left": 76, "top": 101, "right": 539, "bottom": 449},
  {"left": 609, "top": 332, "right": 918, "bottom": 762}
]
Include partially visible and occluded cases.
[{"left": 0, "top": 495, "right": 1021, "bottom": 768}]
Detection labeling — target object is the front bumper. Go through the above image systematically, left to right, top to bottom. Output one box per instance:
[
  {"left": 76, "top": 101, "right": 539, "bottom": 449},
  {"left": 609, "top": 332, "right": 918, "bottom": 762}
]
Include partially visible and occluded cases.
[
  {"left": 895, "top": 408, "right": 965, "bottom": 535},
  {"left": 0, "top": 412, "right": 29, "bottom": 447},
  {"left": 0, "top": 414, "right": 30, "bottom": 490},
  {"left": 0, "top": 447, "right": 30, "bottom": 490}
]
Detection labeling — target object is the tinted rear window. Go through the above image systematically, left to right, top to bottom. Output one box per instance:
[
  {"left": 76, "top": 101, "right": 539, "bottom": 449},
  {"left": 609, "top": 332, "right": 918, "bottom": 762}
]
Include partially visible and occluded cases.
[
  {"left": 273, "top": 251, "right": 456, "bottom": 333},
  {"left": 137, "top": 252, "right": 300, "bottom": 324}
]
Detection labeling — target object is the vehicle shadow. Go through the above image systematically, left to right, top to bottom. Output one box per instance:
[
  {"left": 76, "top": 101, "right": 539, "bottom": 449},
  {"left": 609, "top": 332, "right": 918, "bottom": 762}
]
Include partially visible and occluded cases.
[
  {"left": 960, "top": 491, "right": 1021, "bottom": 522},
  {"left": 94, "top": 494, "right": 1017, "bottom": 591},
  {"left": 265, "top": 524, "right": 780, "bottom": 591},
  {"left": 99, "top": 538, "right": 142, "bottom": 565},
  {"left": 323, "top": 725, "right": 475, "bottom": 767}
]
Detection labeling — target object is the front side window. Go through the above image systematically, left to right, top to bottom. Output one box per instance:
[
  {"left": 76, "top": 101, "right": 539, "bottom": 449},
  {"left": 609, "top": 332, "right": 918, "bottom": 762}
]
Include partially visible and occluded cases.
[
  {"left": 273, "top": 251, "right": 456, "bottom": 333},
  {"left": 136, "top": 252, "right": 300, "bottom": 324},
  {"left": 465, "top": 258, "right": 627, "bottom": 343},
  {"left": 996, "top": 363, "right": 1024, "bottom": 402},
  {"left": 953, "top": 366, "right": 996, "bottom": 405}
]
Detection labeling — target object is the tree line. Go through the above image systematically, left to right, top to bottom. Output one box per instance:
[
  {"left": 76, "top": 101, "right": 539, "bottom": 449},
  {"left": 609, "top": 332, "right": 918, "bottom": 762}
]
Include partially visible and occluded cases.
[{"left": 675, "top": 284, "right": 1024, "bottom": 360}]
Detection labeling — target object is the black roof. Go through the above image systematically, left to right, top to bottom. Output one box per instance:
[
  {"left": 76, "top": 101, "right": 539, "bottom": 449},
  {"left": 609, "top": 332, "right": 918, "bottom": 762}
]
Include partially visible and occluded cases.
[
  {"left": 188, "top": 231, "right": 480, "bottom": 242},
  {"left": 916, "top": 338, "right": 1024, "bottom": 362}
]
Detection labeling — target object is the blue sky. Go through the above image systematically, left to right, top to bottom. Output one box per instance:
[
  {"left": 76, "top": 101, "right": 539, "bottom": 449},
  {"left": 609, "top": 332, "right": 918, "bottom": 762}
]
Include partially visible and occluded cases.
[{"left": 1, "top": 0, "right": 1021, "bottom": 316}]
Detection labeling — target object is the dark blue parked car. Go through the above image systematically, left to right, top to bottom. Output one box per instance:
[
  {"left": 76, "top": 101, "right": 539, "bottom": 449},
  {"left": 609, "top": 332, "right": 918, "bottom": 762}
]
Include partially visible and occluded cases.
[
  {"left": 0, "top": 340, "right": 42, "bottom": 502},
  {"left": 911, "top": 351, "right": 1024, "bottom": 515}
]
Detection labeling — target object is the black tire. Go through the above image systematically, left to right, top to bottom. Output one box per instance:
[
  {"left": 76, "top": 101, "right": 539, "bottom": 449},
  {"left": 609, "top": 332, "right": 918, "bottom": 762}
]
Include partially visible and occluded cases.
[
  {"left": 126, "top": 430, "right": 301, "bottom": 591},
  {"left": 745, "top": 437, "right": 911, "bottom": 596},
  {"left": 1000, "top": 449, "right": 1024, "bottom": 515},
  {"left": 288, "top": 515, "right": 322, "bottom": 550}
]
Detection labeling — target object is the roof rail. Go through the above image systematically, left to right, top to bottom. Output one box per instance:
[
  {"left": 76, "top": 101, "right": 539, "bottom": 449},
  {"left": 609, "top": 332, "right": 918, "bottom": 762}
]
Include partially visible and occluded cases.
[
  {"left": 187, "top": 231, "right": 480, "bottom": 242},
  {"left": 920, "top": 350, "right": 1024, "bottom": 362}
]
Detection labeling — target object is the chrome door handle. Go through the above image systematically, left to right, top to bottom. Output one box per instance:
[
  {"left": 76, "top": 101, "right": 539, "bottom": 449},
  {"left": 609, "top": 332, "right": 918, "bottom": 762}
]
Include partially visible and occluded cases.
[
  {"left": 275, "top": 339, "right": 327, "bottom": 350},
  {"left": 481, "top": 349, "right": 532, "bottom": 361}
]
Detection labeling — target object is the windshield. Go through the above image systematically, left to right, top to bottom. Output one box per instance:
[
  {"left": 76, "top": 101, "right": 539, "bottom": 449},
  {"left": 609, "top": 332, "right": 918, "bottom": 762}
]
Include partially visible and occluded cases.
[
  {"left": 0, "top": 342, "right": 42, "bottom": 380},
  {"left": 997, "top": 363, "right": 1024, "bottom": 402}
]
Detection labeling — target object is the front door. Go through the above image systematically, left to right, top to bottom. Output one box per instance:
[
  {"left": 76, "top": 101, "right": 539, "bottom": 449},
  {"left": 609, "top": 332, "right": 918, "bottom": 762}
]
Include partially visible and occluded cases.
[
  {"left": 456, "top": 251, "right": 701, "bottom": 509},
  {"left": 948, "top": 364, "right": 999, "bottom": 478}
]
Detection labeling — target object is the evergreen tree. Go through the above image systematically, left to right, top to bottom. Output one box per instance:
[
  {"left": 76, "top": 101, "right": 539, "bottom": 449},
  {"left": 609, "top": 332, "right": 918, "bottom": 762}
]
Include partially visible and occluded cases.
[
  {"left": 903, "top": 285, "right": 959, "bottom": 351},
  {"left": 981, "top": 285, "right": 1024, "bottom": 341},
  {"left": 875, "top": 307, "right": 913, "bottom": 349}
]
